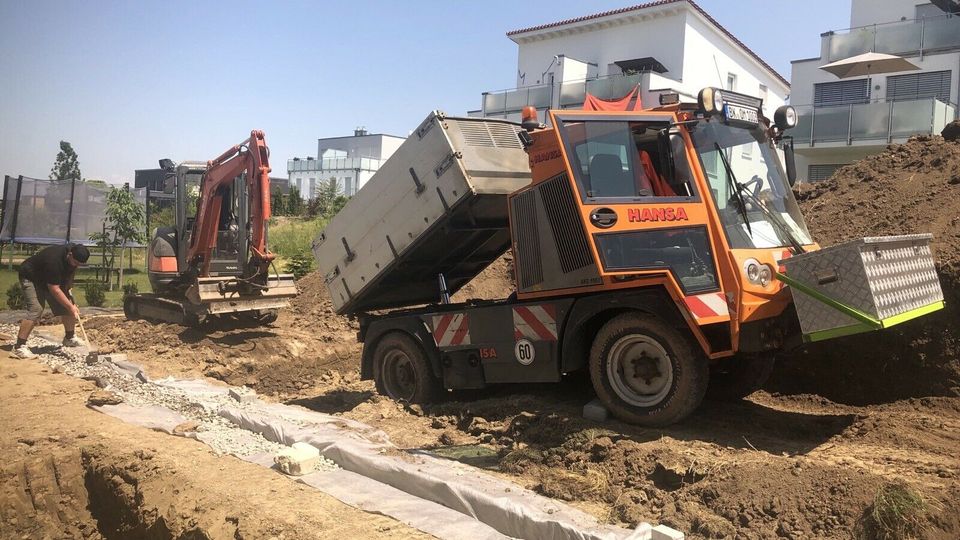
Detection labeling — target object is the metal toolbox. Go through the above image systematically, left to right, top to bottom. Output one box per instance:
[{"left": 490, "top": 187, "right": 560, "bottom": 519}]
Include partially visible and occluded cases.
[
  {"left": 313, "top": 111, "right": 531, "bottom": 315},
  {"left": 778, "top": 234, "right": 945, "bottom": 341}
]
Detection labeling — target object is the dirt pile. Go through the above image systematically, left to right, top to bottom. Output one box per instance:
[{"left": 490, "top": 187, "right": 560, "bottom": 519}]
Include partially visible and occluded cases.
[{"left": 771, "top": 134, "right": 960, "bottom": 403}]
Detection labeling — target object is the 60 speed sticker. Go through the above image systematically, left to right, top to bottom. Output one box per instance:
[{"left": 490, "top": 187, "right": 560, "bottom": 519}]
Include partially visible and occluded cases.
[{"left": 514, "top": 338, "right": 535, "bottom": 365}]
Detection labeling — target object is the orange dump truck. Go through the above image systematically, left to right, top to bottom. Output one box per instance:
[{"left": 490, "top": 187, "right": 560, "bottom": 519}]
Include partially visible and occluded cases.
[{"left": 314, "top": 89, "right": 944, "bottom": 426}]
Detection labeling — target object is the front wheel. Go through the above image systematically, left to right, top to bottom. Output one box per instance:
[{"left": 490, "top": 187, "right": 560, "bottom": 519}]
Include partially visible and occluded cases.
[
  {"left": 589, "top": 313, "right": 708, "bottom": 426},
  {"left": 372, "top": 332, "right": 441, "bottom": 404}
]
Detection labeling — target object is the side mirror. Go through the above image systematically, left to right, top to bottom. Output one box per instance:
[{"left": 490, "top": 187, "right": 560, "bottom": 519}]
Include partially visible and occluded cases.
[{"left": 783, "top": 136, "right": 797, "bottom": 187}]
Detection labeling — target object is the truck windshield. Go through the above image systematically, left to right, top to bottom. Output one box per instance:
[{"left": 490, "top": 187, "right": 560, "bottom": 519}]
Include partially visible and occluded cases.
[{"left": 690, "top": 121, "right": 811, "bottom": 249}]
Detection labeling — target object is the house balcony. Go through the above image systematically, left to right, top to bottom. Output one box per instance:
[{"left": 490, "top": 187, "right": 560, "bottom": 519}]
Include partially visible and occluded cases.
[
  {"left": 823, "top": 14, "right": 960, "bottom": 62},
  {"left": 478, "top": 72, "right": 655, "bottom": 121},
  {"left": 792, "top": 97, "right": 957, "bottom": 148},
  {"left": 287, "top": 157, "right": 383, "bottom": 174}
]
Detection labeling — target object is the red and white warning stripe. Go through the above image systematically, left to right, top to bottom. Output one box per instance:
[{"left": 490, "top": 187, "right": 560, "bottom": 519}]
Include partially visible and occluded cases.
[
  {"left": 773, "top": 249, "right": 792, "bottom": 272},
  {"left": 683, "top": 292, "right": 729, "bottom": 320},
  {"left": 513, "top": 304, "right": 558, "bottom": 341},
  {"left": 431, "top": 313, "right": 471, "bottom": 347}
]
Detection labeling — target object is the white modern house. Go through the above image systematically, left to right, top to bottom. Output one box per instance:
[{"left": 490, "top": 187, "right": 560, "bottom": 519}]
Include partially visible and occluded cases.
[
  {"left": 473, "top": 0, "right": 789, "bottom": 123},
  {"left": 790, "top": 0, "right": 959, "bottom": 182},
  {"left": 287, "top": 128, "right": 405, "bottom": 198}
]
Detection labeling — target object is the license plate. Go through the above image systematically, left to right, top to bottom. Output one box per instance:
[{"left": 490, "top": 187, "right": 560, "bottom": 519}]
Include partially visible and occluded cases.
[{"left": 724, "top": 104, "right": 759, "bottom": 124}]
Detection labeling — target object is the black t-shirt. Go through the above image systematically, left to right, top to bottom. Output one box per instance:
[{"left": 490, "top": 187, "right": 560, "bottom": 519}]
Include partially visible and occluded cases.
[{"left": 19, "top": 245, "right": 74, "bottom": 287}]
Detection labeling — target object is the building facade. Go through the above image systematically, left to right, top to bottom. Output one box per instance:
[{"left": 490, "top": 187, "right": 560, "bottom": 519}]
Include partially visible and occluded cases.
[
  {"left": 473, "top": 0, "right": 789, "bottom": 123},
  {"left": 790, "top": 0, "right": 959, "bottom": 182},
  {"left": 287, "top": 129, "right": 405, "bottom": 199}
]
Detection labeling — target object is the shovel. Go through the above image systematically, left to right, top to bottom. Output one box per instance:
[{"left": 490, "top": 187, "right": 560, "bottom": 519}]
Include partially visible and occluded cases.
[{"left": 75, "top": 309, "right": 99, "bottom": 364}]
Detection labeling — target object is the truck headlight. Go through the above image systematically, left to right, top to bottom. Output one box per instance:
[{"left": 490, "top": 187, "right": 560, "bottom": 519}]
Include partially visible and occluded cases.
[
  {"left": 774, "top": 105, "right": 798, "bottom": 130},
  {"left": 744, "top": 259, "right": 773, "bottom": 287}
]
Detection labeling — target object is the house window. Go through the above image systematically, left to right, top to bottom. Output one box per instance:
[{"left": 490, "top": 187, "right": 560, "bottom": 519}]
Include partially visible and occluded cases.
[
  {"left": 886, "top": 70, "right": 951, "bottom": 102},
  {"left": 726, "top": 73, "right": 737, "bottom": 91},
  {"left": 813, "top": 79, "right": 870, "bottom": 107},
  {"left": 808, "top": 164, "right": 843, "bottom": 182},
  {"left": 344, "top": 177, "right": 353, "bottom": 195},
  {"left": 309, "top": 178, "right": 316, "bottom": 199}
]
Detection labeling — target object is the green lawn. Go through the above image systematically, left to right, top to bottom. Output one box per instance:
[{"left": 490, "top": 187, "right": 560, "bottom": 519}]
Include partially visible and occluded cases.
[
  {"left": 0, "top": 216, "right": 322, "bottom": 310},
  {"left": 0, "top": 265, "right": 151, "bottom": 309}
]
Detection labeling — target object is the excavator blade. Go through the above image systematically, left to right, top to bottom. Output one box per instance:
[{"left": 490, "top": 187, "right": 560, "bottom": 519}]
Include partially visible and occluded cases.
[{"left": 189, "top": 274, "right": 298, "bottom": 315}]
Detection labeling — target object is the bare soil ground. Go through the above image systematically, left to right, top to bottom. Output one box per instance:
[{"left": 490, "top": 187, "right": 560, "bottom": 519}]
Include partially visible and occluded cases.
[
  {"left": 6, "top": 136, "right": 960, "bottom": 539},
  {"left": 0, "top": 352, "right": 426, "bottom": 540}
]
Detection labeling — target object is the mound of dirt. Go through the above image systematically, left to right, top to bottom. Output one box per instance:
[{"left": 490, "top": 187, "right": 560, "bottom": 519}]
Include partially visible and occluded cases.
[{"left": 770, "top": 134, "right": 960, "bottom": 403}]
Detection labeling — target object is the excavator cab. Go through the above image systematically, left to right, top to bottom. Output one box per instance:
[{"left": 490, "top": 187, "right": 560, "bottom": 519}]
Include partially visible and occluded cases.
[{"left": 134, "top": 131, "right": 297, "bottom": 327}]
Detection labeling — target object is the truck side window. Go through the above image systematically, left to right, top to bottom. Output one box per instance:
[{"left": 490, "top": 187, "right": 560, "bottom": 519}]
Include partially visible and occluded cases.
[
  {"left": 562, "top": 120, "right": 696, "bottom": 201},
  {"left": 594, "top": 227, "right": 718, "bottom": 293}
]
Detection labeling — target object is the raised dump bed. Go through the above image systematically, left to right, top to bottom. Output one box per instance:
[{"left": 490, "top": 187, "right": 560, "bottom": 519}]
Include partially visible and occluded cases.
[
  {"left": 313, "top": 111, "right": 531, "bottom": 314},
  {"left": 777, "top": 234, "right": 945, "bottom": 342}
]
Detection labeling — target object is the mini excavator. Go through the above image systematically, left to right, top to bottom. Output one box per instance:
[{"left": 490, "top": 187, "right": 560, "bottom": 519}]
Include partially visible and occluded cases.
[{"left": 125, "top": 130, "right": 297, "bottom": 326}]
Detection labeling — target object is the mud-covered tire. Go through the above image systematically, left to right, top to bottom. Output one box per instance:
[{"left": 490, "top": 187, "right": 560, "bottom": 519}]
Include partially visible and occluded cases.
[
  {"left": 589, "top": 312, "right": 708, "bottom": 426},
  {"left": 372, "top": 332, "right": 441, "bottom": 404},
  {"left": 707, "top": 354, "right": 776, "bottom": 401}
]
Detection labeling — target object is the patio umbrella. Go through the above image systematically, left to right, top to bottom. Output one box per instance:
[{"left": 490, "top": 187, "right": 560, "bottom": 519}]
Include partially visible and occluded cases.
[{"left": 820, "top": 52, "right": 920, "bottom": 79}]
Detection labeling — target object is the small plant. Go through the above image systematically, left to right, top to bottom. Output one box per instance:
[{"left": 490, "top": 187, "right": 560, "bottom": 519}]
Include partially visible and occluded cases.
[
  {"left": 285, "top": 251, "right": 315, "bottom": 280},
  {"left": 6, "top": 282, "right": 25, "bottom": 310},
  {"left": 84, "top": 282, "right": 107, "bottom": 307},
  {"left": 122, "top": 283, "right": 138, "bottom": 299},
  {"left": 856, "top": 482, "right": 936, "bottom": 540}
]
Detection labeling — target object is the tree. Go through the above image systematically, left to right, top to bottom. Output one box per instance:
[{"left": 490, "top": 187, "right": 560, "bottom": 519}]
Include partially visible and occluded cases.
[
  {"left": 50, "top": 141, "right": 81, "bottom": 182},
  {"left": 308, "top": 177, "right": 345, "bottom": 219},
  {"left": 105, "top": 184, "right": 146, "bottom": 289},
  {"left": 286, "top": 186, "right": 304, "bottom": 216},
  {"left": 270, "top": 188, "right": 287, "bottom": 217}
]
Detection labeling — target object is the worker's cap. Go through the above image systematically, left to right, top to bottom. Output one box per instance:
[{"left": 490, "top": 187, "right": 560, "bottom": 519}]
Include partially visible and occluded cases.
[{"left": 69, "top": 244, "right": 91, "bottom": 264}]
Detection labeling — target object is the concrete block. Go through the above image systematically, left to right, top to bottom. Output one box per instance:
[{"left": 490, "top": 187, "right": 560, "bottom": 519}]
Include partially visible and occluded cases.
[
  {"left": 228, "top": 386, "right": 257, "bottom": 404},
  {"left": 583, "top": 399, "right": 609, "bottom": 422},
  {"left": 275, "top": 442, "right": 321, "bottom": 476},
  {"left": 651, "top": 524, "right": 685, "bottom": 540}
]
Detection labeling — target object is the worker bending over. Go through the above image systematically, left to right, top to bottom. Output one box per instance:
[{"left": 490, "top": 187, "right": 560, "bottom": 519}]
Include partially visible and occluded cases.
[{"left": 12, "top": 243, "right": 90, "bottom": 358}]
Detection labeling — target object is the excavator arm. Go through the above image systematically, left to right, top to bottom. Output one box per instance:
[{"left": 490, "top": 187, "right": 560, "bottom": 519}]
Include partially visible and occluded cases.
[{"left": 186, "top": 130, "right": 274, "bottom": 277}]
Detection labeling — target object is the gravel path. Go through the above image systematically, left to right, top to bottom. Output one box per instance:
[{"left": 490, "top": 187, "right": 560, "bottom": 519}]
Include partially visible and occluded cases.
[{"left": 5, "top": 323, "right": 337, "bottom": 469}]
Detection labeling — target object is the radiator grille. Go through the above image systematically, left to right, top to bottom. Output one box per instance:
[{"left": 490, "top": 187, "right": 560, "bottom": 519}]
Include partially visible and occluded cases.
[
  {"left": 456, "top": 120, "right": 523, "bottom": 149},
  {"left": 540, "top": 174, "right": 593, "bottom": 273},
  {"left": 511, "top": 190, "right": 542, "bottom": 289}
]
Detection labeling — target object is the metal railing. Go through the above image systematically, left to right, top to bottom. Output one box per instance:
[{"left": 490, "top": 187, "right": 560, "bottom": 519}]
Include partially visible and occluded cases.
[
  {"left": 825, "top": 14, "right": 960, "bottom": 61},
  {"left": 481, "top": 72, "right": 646, "bottom": 116},
  {"left": 792, "top": 97, "right": 957, "bottom": 146},
  {"left": 287, "top": 157, "right": 383, "bottom": 173}
]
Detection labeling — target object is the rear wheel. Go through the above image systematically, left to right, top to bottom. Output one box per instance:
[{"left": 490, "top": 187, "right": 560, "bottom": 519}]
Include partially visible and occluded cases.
[
  {"left": 590, "top": 312, "right": 708, "bottom": 426},
  {"left": 373, "top": 332, "right": 441, "bottom": 404},
  {"left": 707, "top": 353, "right": 776, "bottom": 401}
]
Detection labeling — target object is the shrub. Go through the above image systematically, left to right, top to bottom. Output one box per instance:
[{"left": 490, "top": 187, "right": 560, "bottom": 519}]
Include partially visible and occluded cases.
[
  {"left": 285, "top": 251, "right": 315, "bottom": 280},
  {"left": 6, "top": 282, "right": 25, "bottom": 310},
  {"left": 84, "top": 282, "right": 106, "bottom": 307},
  {"left": 122, "top": 283, "right": 138, "bottom": 299},
  {"left": 856, "top": 482, "right": 937, "bottom": 540}
]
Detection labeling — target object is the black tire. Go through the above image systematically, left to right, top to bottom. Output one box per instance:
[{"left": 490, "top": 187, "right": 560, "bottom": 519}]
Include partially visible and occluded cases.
[
  {"left": 123, "top": 295, "right": 140, "bottom": 321},
  {"left": 255, "top": 309, "right": 279, "bottom": 325},
  {"left": 589, "top": 312, "right": 708, "bottom": 426},
  {"left": 372, "top": 332, "right": 441, "bottom": 404},
  {"left": 707, "top": 354, "right": 776, "bottom": 401}
]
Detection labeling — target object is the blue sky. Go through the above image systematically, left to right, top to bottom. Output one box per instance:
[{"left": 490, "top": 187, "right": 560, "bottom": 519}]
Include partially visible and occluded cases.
[{"left": 0, "top": 0, "right": 850, "bottom": 184}]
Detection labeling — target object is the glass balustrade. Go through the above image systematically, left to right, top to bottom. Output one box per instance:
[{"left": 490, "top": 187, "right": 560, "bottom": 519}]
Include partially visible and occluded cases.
[
  {"left": 826, "top": 15, "right": 960, "bottom": 61},
  {"left": 794, "top": 98, "right": 956, "bottom": 145}
]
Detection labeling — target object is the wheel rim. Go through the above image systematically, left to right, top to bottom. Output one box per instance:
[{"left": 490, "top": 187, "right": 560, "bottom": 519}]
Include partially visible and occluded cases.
[
  {"left": 606, "top": 334, "right": 674, "bottom": 407},
  {"left": 382, "top": 349, "right": 417, "bottom": 401}
]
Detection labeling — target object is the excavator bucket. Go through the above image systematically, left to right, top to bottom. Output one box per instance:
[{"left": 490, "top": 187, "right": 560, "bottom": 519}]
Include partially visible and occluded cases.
[{"left": 190, "top": 273, "right": 298, "bottom": 315}]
